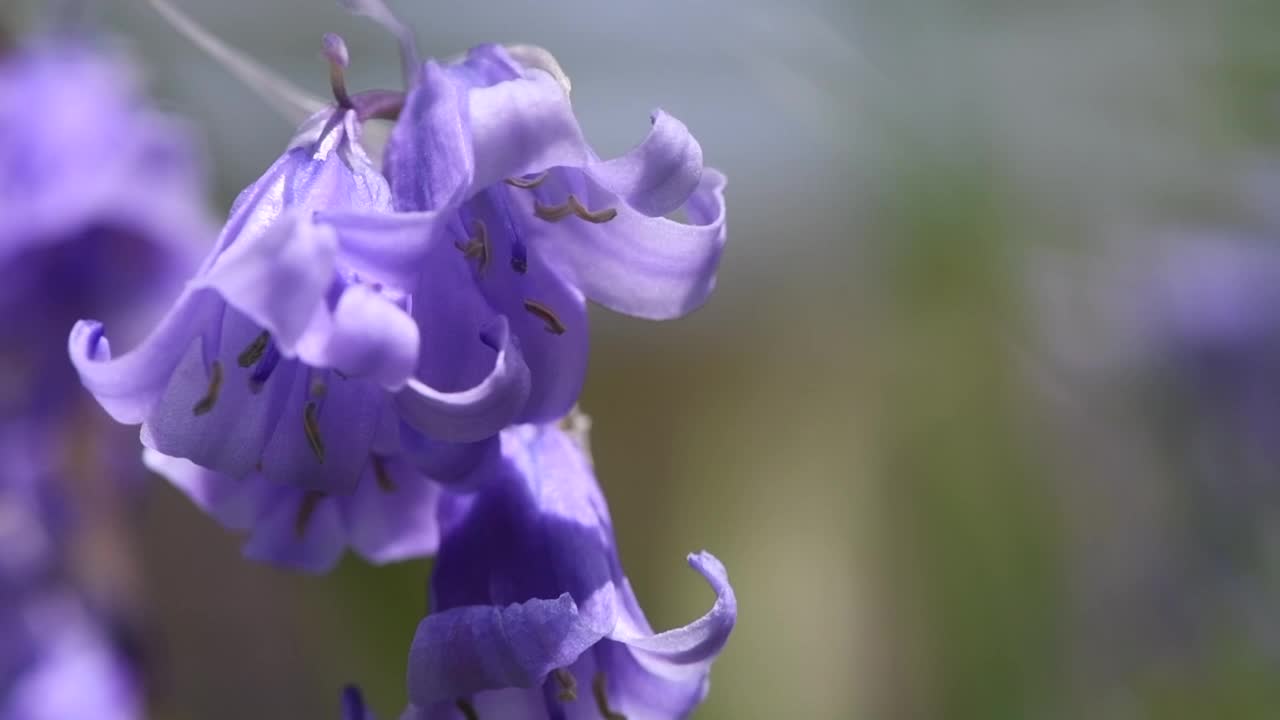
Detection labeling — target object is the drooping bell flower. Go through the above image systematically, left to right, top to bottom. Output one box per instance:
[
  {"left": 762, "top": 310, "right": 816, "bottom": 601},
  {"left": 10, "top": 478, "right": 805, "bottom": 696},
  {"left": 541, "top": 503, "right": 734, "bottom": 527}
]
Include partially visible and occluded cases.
[
  {"left": 70, "top": 29, "right": 528, "bottom": 496},
  {"left": 0, "top": 31, "right": 210, "bottom": 421},
  {"left": 383, "top": 39, "right": 729, "bottom": 426},
  {"left": 405, "top": 421, "right": 736, "bottom": 719},
  {"left": 143, "top": 447, "right": 443, "bottom": 573}
]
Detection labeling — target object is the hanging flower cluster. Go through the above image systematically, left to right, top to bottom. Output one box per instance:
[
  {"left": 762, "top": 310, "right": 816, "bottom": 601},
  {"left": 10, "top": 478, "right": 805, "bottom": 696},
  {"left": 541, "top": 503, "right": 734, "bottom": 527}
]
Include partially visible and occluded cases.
[{"left": 3, "top": 0, "right": 738, "bottom": 716}]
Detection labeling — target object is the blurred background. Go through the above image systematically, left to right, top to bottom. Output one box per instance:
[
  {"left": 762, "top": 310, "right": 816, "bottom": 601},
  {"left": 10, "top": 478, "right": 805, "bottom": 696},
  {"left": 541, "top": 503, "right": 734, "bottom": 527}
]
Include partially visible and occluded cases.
[{"left": 11, "top": 0, "right": 1280, "bottom": 718}]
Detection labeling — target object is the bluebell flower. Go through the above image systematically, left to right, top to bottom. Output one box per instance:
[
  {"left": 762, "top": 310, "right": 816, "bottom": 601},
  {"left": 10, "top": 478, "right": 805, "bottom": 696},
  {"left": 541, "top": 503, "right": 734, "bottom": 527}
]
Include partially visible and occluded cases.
[
  {"left": 70, "top": 30, "right": 529, "bottom": 497},
  {"left": 0, "top": 33, "right": 210, "bottom": 420},
  {"left": 383, "top": 41, "right": 728, "bottom": 426},
  {"left": 405, "top": 422, "right": 736, "bottom": 719}
]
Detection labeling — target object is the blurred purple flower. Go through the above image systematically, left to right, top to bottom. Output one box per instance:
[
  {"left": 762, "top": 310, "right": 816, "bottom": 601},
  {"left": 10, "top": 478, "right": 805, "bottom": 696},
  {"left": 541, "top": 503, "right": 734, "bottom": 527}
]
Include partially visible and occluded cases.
[
  {"left": 0, "top": 34, "right": 209, "bottom": 419},
  {"left": 405, "top": 423, "right": 736, "bottom": 719}
]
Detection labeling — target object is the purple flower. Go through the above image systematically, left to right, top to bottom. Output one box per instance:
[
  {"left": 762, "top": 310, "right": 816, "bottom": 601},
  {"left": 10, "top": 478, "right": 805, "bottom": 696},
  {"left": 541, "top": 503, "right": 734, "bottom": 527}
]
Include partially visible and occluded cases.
[
  {"left": 69, "top": 32, "right": 528, "bottom": 496},
  {"left": 0, "top": 35, "right": 210, "bottom": 419},
  {"left": 383, "top": 43, "right": 728, "bottom": 425},
  {"left": 405, "top": 423, "right": 736, "bottom": 719},
  {"left": 143, "top": 447, "right": 443, "bottom": 573},
  {"left": 1, "top": 593, "right": 142, "bottom": 720}
]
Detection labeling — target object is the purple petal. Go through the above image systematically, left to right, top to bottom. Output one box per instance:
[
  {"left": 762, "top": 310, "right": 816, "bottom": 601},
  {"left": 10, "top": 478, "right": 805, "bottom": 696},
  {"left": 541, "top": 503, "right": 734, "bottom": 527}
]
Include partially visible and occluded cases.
[
  {"left": 444, "top": 45, "right": 523, "bottom": 89},
  {"left": 384, "top": 62, "right": 473, "bottom": 212},
  {"left": 465, "top": 70, "right": 588, "bottom": 196},
  {"left": 585, "top": 110, "right": 704, "bottom": 217},
  {"left": 530, "top": 168, "right": 728, "bottom": 320},
  {"left": 196, "top": 209, "right": 339, "bottom": 353},
  {"left": 318, "top": 209, "right": 450, "bottom": 290},
  {"left": 295, "top": 285, "right": 418, "bottom": 390},
  {"left": 68, "top": 289, "right": 221, "bottom": 424},
  {"left": 141, "top": 308, "right": 298, "bottom": 480},
  {"left": 397, "top": 317, "right": 532, "bottom": 444},
  {"left": 342, "top": 457, "right": 442, "bottom": 564},
  {"left": 242, "top": 488, "right": 345, "bottom": 574},
  {"left": 610, "top": 552, "right": 736, "bottom": 670},
  {"left": 406, "top": 594, "right": 604, "bottom": 706}
]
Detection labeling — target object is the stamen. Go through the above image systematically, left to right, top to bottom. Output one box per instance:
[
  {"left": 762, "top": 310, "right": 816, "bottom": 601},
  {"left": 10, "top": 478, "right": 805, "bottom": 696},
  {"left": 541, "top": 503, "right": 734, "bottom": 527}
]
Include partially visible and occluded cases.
[
  {"left": 323, "top": 34, "right": 354, "bottom": 108},
  {"left": 504, "top": 172, "right": 548, "bottom": 189},
  {"left": 533, "top": 195, "right": 617, "bottom": 224},
  {"left": 453, "top": 220, "right": 490, "bottom": 273},
  {"left": 523, "top": 300, "right": 566, "bottom": 335},
  {"left": 237, "top": 331, "right": 270, "bottom": 368},
  {"left": 248, "top": 344, "right": 281, "bottom": 394},
  {"left": 192, "top": 361, "right": 223, "bottom": 416},
  {"left": 309, "top": 378, "right": 328, "bottom": 399},
  {"left": 303, "top": 402, "right": 326, "bottom": 462},
  {"left": 372, "top": 456, "right": 395, "bottom": 493},
  {"left": 295, "top": 491, "right": 325, "bottom": 538},
  {"left": 553, "top": 668, "right": 578, "bottom": 702},
  {"left": 592, "top": 673, "right": 626, "bottom": 720},
  {"left": 455, "top": 699, "right": 480, "bottom": 720}
]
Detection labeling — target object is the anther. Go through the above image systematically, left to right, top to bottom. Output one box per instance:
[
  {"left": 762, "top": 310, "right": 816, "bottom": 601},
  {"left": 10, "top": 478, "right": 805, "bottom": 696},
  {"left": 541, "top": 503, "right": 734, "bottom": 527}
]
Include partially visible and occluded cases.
[
  {"left": 322, "top": 33, "right": 354, "bottom": 108},
  {"left": 504, "top": 172, "right": 548, "bottom": 189},
  {"left": 533, "top": 195, "right": 617, "bottom": 224},
  {"left": 453, "top": 220, "right": 490, "bottom": 273},
  {"left": 523, "top": 299, "right": 566, "bottom": 335},
  {"left": 237, "top": 331, "right": 270, "bottom": 368},
  {"left": 248, "top": 344, "right": 281, "bottom": 394},
  {"left": 192, "top": 361, "right": 224, "bottom": 416},
  {"left": 309, "top": 378, "right": 328, "bottom": 399},
  {"left": 303, "top": 402, "right": 326, "bottom": 462},
  {"left": 372, "top": 456, "right": 395, "bottom": 493},
  {"left": 295, "top": 491, "right": 325, "bottom": 538},
  {"left": 553, "top": 668, "right": 578, "bottom": 702},
  {"left": 592, "top": 673, "right": 626, "bottom": 720},
  {"left": 455, "top": 699, "right": 480, "bottom": 720}
]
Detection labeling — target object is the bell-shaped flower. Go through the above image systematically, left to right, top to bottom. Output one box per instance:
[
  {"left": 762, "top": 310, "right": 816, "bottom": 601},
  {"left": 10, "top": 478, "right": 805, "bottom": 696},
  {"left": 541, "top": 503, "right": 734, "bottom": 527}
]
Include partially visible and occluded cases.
[
  {"left": 374, "top": 13, "right": 727, "bottom": 425},
  {"left": 70, "top": 31, "right": 527, "bottom": 495},
  {"left": 0, "top": 32, "right": 210, "bottom": 419},
  {"left": 405, "top": 422, "right": 736, "bottom": 719}
]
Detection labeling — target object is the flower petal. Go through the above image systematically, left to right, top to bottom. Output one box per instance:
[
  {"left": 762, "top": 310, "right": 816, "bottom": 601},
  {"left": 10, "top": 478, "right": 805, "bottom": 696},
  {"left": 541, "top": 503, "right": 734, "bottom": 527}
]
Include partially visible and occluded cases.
[
  {"left": 383, "top": 62, "right": 473, "bottom": 212},
  {"left": 465, "top": 70, "right": 589, "bottom": 196},
  {"left": 585, "top": 110, "right": 704, "bottom": 217},
  {"left": 529, "top": 168, "right": 728, "bottom": 320},
  {"left": 196, "top": 209, "right": 339, "bottom": 353},
  {"left": 318, "top": 209, "right": 449, "bottom": 291},
  {"left": 294, "top": 285, "right": 418, "bottom": 390},
  {"left": 68, "top": 288, "right": 221, "bottom": 424},
  {"left": 396, "top": 316, "right": 531, "bottom": 444},
  {"left": 342, "top": 457, "right": 442, "bottom": 564},
  {"left": 242, "top": 489, "right": 345, "bottom": 574},
  {"left": 611, "top": 552, "right": 737, "bottom": 675},
  {"left": 406, "top": 594, "right": 603, "bottom": 707}
]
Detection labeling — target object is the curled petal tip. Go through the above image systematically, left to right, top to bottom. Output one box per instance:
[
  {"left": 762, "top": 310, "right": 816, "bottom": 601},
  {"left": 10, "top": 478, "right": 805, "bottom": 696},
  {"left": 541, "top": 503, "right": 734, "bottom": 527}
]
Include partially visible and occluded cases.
[{"left": 504, "top": 44, "right": 572, "bottom": 95}]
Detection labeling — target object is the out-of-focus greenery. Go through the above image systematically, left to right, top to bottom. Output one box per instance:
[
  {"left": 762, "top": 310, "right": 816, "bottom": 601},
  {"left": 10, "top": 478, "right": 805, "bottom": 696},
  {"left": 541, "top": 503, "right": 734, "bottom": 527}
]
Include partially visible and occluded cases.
[{"left": 12, "top": 0, "right": 1280, "bottom": 717}]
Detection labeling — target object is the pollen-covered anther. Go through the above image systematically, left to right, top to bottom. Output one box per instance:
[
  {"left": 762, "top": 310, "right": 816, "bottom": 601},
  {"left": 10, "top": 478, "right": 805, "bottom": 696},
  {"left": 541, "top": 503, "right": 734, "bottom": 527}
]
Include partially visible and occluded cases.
[
  {"left": 322, "top": 33, "right": 354, "bottom": 108},
  {"left": 504, "top": 172, "right": 548, "bottom": 189},
  {"left": 533, "top": 195, "right": 617, "bottom": 224},
  {"left": 453, "top": 220, "right": 490, "bottom": 273},
  {"left": 523, "top": 299, "right": 566, "bottom": 335},
  {"left": 237, "top": 331, "right": 270, "bottom": 367},
  {"left": 192, "top": 361, "right": 224, "bottom": 416},
  {"left": 303, "top": 401, "right": 326, "bottom": 462},
  {"left": 372, "top": 456, "right": 395, "bottom": 493},
  {"left": 294, "top": 490, "right": 325, "bottom": 538},
  {"left": 553, "top": 668, "right": 578, "bottom": 702},
  {"left": 592, "top": 673, "right": 627, "bottom": 720},
  {"left": 455, "top": 698, "right": 480, "bottom": 720}
]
